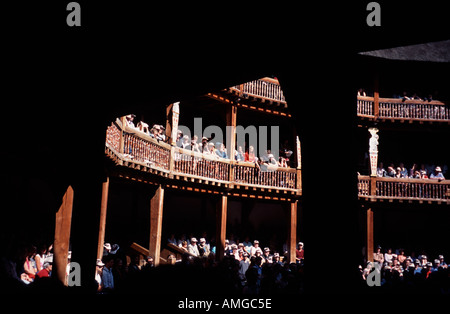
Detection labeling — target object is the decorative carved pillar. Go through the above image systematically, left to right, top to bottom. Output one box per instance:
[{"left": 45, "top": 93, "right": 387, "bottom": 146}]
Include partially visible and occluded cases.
[{"left": 368, "top": 128, "right": 379, "bottom": 177}]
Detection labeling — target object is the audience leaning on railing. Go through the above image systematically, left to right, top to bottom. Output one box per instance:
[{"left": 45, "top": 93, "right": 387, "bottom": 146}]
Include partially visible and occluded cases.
[
  {"left": 120, "top": 114, "right": 293, "bottom": 169},
  {"left": 376, "top": 162, "right": 447, "bottom": 180}
]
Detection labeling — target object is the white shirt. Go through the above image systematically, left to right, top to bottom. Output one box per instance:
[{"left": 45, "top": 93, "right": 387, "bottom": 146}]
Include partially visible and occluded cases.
[{"left": 188, "top": 244, "right": 200, "bottom": 257}]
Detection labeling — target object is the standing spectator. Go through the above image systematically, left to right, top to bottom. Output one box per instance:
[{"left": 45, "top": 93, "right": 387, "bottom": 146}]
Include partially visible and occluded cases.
[
  {"left": 430, "top": 166, "right": 445, "bottom": 180},
  {"left": 242, "top": 236, "right": 252, "bottom": 255},
  {"left": 188, "top": 238, "right": 199, "bottom": 257},
  {"left": 250, "top": 240, "right": 263, "bottom": 257},
  {"left": 296, "top": 242, "right": 304, "bottom": 263},
  {"left": 263, "top": 247, "right": 272, "bottom": 264},
  {"left": 238, "top": 252, "right": 250, "bottom": 286},
  {"left": 101, "top": 255, "right": 114, "bottom": 292},
  {"left": 438, "top": 255, "right": 447, "bottom": 268},
  {"left": 413, "top": 259, "right": 422, "bottom": 276},
  {"left": 431, "top": 259, "right": 441, "bottom": 272}
]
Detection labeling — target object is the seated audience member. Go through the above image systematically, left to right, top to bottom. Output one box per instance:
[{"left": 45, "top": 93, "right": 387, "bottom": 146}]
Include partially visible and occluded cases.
[
  {"left": 125, "top": 114, "right": 136, "bottom": 128},
  {"left": 181, "top": 135, "right": 191, "bottom": 150},
  {"left": 191, "top": 135, "right": 201, "bottom": 153},
  {"left": 215, "top": 142, "right": 228, "bottom": 159},
  {"left": 235, "top": 146, "right": 245, "bottom": 161},
  {"left": 245, "top": 146, "right": 256, "bottom": 162},
  {"left": 377, "top": 162, "right": 387, "bottom": 177},
  {"left": 398, "top": 163, "right": 408, "bottom": 178},
  {"left": 386, "top": 166, "right": 396, "bottom": 177},
  {"left": 430, "top": 166, "right": 445, "bottom": 180},
  {"left": 188, "top": 238, "right": 199, "bottom": 257}
]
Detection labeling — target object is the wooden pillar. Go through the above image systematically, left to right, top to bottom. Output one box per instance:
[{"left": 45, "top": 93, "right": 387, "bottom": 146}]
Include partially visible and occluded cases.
[
  {"left": 373, "top": 74, "right": 379, "bottom": 118},
  {"left": 226, "top": 104, "right": 237, "bottom": 184},
  {"left": 96, "top": 177, "right": 109, "bottom": 260},
  {"left": 53, "top": 185, "right": 74, "bottom": 286},
  {"left": 149, "top": 185, "right": 164, "bottom": 266},
  {"left": 215, "top": 195, "right": 228, "bottom": 261},
  {"left": 289, "top": 200, "right": 298, "bottom": 264},
  {"left": 367, "top": 207, "right": 374, "bottom": 262}
]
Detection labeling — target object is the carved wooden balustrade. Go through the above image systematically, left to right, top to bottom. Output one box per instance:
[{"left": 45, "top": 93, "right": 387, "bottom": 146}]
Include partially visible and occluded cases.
[
  {"left": 230, "top": 77, "right": 286, "bottom": 104},
  {"left": 357, "top": 96, "right": 450, "bottom": 122},
  {"left": 105, "top": 118, "right": 301, "bottom": 195},
  {"left": 358, "top": 175, "right": 450, "bottom": 203}
]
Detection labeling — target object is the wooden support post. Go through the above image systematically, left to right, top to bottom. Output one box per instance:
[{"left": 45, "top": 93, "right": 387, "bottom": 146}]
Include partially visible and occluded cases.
[
  {"left": 374, "top": 74, "right": 379, "bottom": 118},
  {"left": 226, "top": 104, "right": 237, "bottom": 184},
  {"left": 96, "top": 177, "right": 109, "bottom": 260},
  {"left": 53, "top": 185, "right": 74, "bottom": 286},
  {"left": 149, "top": 185, "right": 164, "bottom": 266},
  {"left": 215, "top": 195, "right": 228, "bottom": 261},
  {"left": 289, "top": 200, "right": 298, "bottom": 264},
  {"left": 367, "top": 207, "right": 374, "bottom": 262}
]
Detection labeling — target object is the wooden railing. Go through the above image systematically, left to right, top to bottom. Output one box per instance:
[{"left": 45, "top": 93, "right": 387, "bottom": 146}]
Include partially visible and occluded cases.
[
  {"left": 231, "top": 77, "right": 286, "bottom": 103},
  {"left": 357, "top": 96, "right": 450, "bottom": 121},
  {"left": 105, "top": 118, "right": 300, "bottom": 193},
  {"left": 358, "top": 175, "right": 450, "bottom": 202}
]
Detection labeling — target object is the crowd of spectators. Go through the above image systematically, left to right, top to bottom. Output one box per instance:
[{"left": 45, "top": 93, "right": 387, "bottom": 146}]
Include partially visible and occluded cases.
[
  {"left": 358, "top": 88, "right": 441, "bottom": 102},
  {"left": 123, "top": 114, "right": 294, "bottom": 168},
  {"left": 376, "top": 162, "right": 447, "bottom": 180},
  {"left": 93, "top": 236, "right": 305, "bottom": 295},
  {"left": 360, "top": 246, "right": 450, "bottom": 292}
]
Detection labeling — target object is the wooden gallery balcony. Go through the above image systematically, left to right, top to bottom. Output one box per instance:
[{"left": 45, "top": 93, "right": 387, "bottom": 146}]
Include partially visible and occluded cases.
[
  {"left": 357, "top": 95, "right": 450, "bottom": 124},
  {"left": 105, "top": 118, "right": 301, "bottom": 201},
  {"left": 358, "top": 175, "right": 450, "bottom": 205}
]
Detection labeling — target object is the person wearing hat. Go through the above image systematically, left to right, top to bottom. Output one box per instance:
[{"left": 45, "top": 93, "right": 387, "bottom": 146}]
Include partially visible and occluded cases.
[
  {"left": 430, "top": 166, "right": 445, "bottom": 180},
  {"left": 188, "top": 238, "right": 199, "bottom": 257},
  {"left": 198, "top": 238, "right": 210, "bottom": 257},
  {"left": 250, "top": 240, "right": 263, "bottom": 257},
  {"left": 296, "top": 242, "right": 304, "bottom": 263},
  {"left": 103, "top": 243, "right": 112, "bottom": 257},
  {"left": 262, "top": 247, "right": 272, "bottom": 264},
  {"left": 273, "top": 252, "right": 283, "bottom": 266},
  {"left": 438, "top": 255, "right": 447, "bottom": 268},
  {"left": 35, "top": 256, "right": 53, "bottom": 279},
  {"left": 95, "top": 259, "right": 105, "bottom": 290},
  {"left": 413, "top": 259, "right": 422, "bottom": 276}
]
